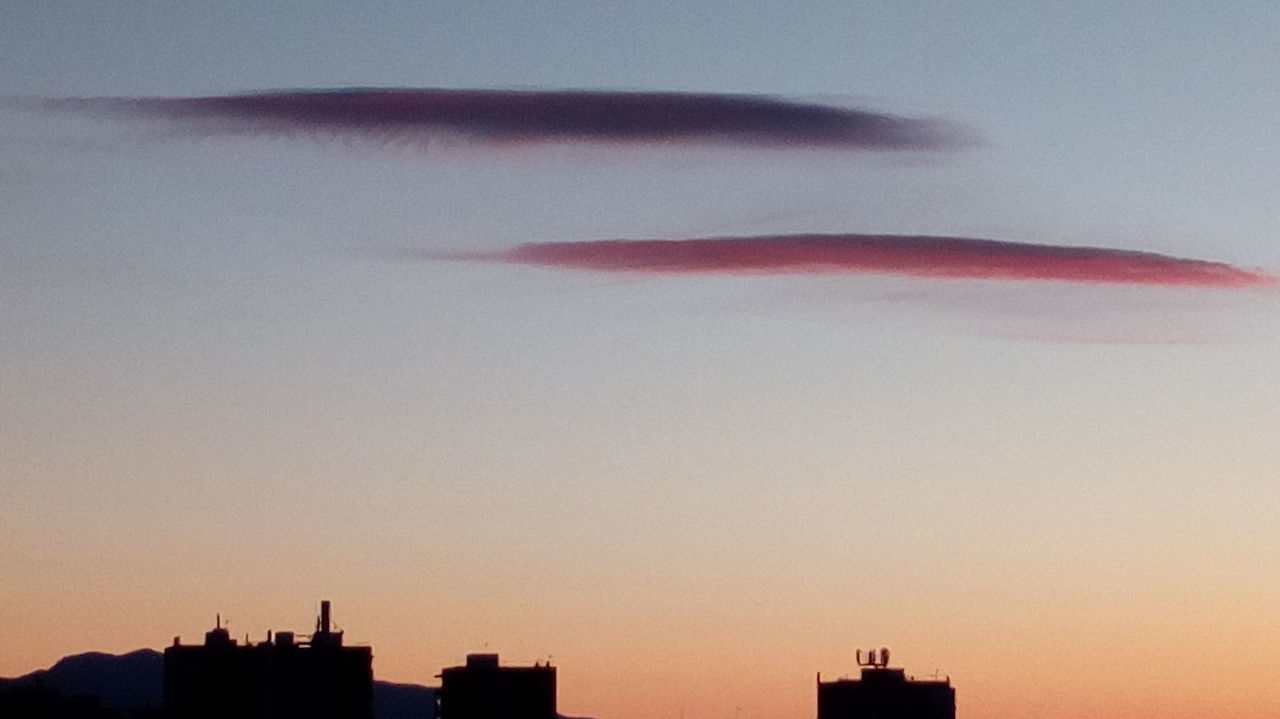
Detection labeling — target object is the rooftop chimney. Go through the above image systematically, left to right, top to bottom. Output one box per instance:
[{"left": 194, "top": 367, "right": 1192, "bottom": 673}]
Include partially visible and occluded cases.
[{"left": 320, "top": 600, "right": 331, "bottom": 634}]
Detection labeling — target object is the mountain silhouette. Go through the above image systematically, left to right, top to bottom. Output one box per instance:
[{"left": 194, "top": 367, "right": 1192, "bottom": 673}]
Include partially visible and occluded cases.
[{"left": 0, "top": 650, "right": 437, "bottom": 719}]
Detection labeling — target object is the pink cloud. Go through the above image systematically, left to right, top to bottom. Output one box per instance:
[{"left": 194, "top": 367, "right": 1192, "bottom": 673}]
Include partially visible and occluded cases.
[{"left": 433, "top": 234, "right": 1274, "bottom": 288}]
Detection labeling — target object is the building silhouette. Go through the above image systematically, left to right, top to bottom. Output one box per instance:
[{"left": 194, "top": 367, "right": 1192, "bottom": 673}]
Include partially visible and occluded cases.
[
  {"left": 164, "top": 600, "right": 373, "bottom": 719},
  {"left": 817, "top": 648, "right": 954, "bottom": 719},
  {"left": 436, "top": 653, "right": 555, "bottom": 719}
]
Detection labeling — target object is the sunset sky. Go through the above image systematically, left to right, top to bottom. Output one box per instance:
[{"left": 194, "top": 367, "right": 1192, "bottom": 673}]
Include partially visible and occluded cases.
[{"left": 4, "top": 3, "right": 1280, "bottom": 718}]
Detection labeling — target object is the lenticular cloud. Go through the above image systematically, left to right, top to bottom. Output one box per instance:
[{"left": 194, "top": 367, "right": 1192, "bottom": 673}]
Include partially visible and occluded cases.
[
  {"left": 43, "top": 88, "right": 971, "bottom": 150},
  {"left": 440, "top": 234, "right": 1274, "bottom": 288}
]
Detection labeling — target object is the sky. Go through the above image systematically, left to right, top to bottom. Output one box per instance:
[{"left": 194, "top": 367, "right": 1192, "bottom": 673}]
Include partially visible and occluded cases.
[{"left": 3, "top": 2, "right": 1280, "bottom": 718}]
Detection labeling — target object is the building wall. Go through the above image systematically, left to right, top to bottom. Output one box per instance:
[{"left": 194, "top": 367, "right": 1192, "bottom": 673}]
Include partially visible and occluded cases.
[
  {"left": 164, "top": 637, "right": 373, "bottom": 719},
  {"left": 437, "top": 655, "right": 555, "bottom": 719},
  {"left": 817, "top": 668, "right": 955, "bottom": 719}
]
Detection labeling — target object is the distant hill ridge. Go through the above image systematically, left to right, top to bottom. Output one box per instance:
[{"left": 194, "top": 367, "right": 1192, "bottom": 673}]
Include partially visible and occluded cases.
[{"left": 0, "top": 649, "right": 437, "bottom": 719}]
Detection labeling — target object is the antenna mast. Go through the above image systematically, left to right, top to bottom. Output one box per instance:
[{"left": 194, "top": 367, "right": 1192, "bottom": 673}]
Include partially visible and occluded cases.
[{"left": 857, "top": 647, "right": 891, "bottom": 668}]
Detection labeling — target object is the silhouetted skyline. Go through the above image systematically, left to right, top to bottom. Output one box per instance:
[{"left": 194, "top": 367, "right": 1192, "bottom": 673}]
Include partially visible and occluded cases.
[
  {"left": 3, "top": 601, "right": 958, "bottom": 719},
  {"left": 164, "top": 601, "right": 373, "bottom": 719}
]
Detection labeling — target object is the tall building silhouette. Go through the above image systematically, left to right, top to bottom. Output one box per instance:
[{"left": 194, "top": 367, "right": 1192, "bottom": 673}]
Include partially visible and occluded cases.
[
  {"left": 164, "top": 600, "right": 373, "bottom": 719},
  {"left": 817, "top": 648, "right": 954, "bottom": 719},
  {"left": 436, "top": 653, "right": 555, "bottom": 719}
]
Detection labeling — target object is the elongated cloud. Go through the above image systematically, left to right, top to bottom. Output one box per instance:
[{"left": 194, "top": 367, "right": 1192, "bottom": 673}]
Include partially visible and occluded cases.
[
  {"left": 41, "top": 88, "right": 971, "bottom": 150},
  {"left": 436, "top": 235, "right": 1274, "bottom": 287}
]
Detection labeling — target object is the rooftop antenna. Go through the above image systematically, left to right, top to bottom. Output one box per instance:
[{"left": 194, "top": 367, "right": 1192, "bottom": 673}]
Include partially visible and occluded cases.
[{"left": 857, "top": 647, "right": 891, "bottom": 668}]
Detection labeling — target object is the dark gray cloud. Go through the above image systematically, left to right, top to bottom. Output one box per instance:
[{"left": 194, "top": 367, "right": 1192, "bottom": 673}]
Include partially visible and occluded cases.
[{"left": 40, "top": 88, "right": 974, "bottom": 150}]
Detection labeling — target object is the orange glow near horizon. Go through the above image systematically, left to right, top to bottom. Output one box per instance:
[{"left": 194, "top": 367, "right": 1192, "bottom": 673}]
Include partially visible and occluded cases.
[
  {"left": 6, "top": 384, "right": 1280, "bottom": 719},
  {"left": 5, "top": 546, "right": 1280, "bottom": 719}
]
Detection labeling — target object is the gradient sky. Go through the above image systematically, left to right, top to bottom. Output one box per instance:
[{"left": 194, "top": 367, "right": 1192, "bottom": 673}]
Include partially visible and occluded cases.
[{"left": 4, "top": 3, "right": 1280, "bottom": 718}]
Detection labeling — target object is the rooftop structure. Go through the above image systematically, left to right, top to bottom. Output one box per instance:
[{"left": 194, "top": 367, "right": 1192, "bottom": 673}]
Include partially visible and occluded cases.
[
  {"left": 164, "top": 600, "right": 373, "bottom": 719},
  {"left": 817, "top": 648, "right": 955, "bottom": 719},
  {"left": 437, "top": 653, "right": 555, "bottom": 719}
]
